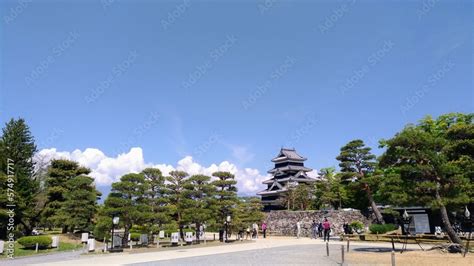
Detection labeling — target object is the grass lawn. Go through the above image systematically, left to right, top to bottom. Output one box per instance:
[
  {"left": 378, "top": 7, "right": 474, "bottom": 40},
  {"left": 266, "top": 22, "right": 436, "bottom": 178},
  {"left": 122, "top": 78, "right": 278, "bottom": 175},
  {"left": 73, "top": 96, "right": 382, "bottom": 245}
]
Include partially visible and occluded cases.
[{"left": 0, "top": 240, "right": 82, "bottom": 259}]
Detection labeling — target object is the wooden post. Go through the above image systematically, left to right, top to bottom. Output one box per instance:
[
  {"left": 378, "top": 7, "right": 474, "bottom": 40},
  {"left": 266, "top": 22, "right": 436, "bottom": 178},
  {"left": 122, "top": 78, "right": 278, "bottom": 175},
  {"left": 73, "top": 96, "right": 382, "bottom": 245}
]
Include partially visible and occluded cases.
[
  {"left": 213, "top": 234, "right": 216, "bottom": 241},
  {"left": 391, "top": 237, "right": 395, "bottom": 251},
  {"left": 347, "top": 238, "right": 350, "bottom": 252},
  {"left": 326, "top": 242, "right": 329, "bottom": 256},
  {"left": 35, "top": 243, "right": 39, "bottom": 253},
  {"left": 341, "top": 245, "right": 345, "bottom": 264},
  {"left": 391, "top": 251, "right": 396, "bottom": 266}
]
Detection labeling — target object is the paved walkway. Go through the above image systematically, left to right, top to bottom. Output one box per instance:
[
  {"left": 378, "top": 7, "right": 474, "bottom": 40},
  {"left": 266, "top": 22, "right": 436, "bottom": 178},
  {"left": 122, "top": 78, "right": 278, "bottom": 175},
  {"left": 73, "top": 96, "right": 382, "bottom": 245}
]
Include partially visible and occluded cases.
[{"left": 5, "top": 237, "right": 430, "bottom": 266}]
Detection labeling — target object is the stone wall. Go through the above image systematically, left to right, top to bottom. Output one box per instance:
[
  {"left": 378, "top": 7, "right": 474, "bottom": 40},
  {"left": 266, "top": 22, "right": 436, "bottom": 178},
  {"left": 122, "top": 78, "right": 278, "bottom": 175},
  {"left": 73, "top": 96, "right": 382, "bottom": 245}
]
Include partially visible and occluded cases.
[{"left": 265, "top": 210, "right": 369, "bottom": 237}]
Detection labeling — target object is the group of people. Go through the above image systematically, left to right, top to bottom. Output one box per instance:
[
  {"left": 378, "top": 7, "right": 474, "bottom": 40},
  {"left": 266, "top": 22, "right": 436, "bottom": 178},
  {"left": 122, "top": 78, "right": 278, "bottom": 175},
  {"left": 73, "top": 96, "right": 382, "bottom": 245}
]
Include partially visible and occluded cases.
[
  {"left": 296, "top": 218, "right": 332, "bottom": 242},
  {"left": 241, "top": 222, "right": 268, "bottom": 240}
]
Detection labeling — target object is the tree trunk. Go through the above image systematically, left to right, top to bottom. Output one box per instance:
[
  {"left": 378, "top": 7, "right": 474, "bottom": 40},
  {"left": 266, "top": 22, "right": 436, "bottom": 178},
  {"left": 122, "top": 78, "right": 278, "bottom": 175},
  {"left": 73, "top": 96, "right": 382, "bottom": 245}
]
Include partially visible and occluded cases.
[
  {"left": 365, "top": 184, "right": 384, "bottom": 224},
  {"left": 436, "top": 188, "right": 463, "bottom": 245},
  {"left": 123, "top": 226, "right": 130, "bottom": 247}
]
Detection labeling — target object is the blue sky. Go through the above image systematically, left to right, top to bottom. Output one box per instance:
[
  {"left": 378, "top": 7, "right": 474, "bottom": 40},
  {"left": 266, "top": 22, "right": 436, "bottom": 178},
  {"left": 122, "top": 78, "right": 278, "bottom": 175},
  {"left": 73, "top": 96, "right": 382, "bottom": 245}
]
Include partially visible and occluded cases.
[{"left": 1, "top": 0, "right": 472, "bottom": 195}]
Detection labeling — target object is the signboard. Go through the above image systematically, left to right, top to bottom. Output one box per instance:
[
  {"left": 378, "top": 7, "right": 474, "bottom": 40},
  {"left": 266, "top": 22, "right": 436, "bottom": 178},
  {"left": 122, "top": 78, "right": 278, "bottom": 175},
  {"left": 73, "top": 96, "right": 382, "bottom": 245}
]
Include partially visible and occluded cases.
[
  {"left": 412, "top": 213, "right": 430, "bottom": 233},
  {"left": 159, "top": 230, "right": 165, "bottom": 239},
  {"left": 171, "top": 232, "right": 179, "bottom": 245},
  {"left": 185, "top": 232, "right": 193, "bottom": 244},
  {"left": 81, "top": 233, "right": 89, "bottom": 243},
  {"left": 112, "top": 233, "right": 122, "bottom": 248},
  {"left": 140, "top": 234, "right": 148, "bottom": 245},
  {"left": 51, "top": 236, "right": 59, "bottom": 248},
  {"left": 87, "top": 239, "right": 95, "bottom": 252},
  {"left": 0, "top": 240, "right": 4, "bottom": 254}
]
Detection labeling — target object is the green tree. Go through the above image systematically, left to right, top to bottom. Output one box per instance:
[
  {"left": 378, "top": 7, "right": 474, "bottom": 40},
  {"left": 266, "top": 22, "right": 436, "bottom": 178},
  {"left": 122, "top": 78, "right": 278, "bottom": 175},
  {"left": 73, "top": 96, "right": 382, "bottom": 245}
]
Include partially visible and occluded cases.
[
  {"left": 379, "top": 113, "right": 473, "bottom": 245},
  {"left": 0, "top": 118, "right": 39, "bottom": 236},
  {"left": 336, "top": 139, "right": 384, "bottom": 223},
  {"left": 41, "top": 159, "right": 90, "bottom": 232},
  {"left": 314, "top": 167, "right": 347, "bottom": 210},
  {"left": 142, "top": 168, "right": 169, "bottom": 231},
  {"left": 165, "top": 170, "right": 189, "bottom": 240},
  {"left": 211, "top": 171, "right": 238, "bottom": 226},
  {"left": 102, "top": 173, "right": 151, "bottom": 246},
  {"left": 182, "top": 174, "right": 215, "bottom": 240},
  {"left": 61, "top": 175, "right": 101, "bottom": 232},
  {"left": 293, "top": 183, "right": 313, "bottom": 210},
  {"left": 235, "top": 197, "right": 264, "bottom": 230}
]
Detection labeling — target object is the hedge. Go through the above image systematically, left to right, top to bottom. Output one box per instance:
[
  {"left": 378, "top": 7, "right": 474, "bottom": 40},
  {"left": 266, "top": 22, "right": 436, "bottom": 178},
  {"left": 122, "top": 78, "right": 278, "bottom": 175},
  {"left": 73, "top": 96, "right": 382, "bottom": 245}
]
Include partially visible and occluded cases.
[
  {"left": 369, "top": 224, "right": 397, "bottom": 234},
  {"left": 18, "top": 236, "right": 52, "bottom": 249}
]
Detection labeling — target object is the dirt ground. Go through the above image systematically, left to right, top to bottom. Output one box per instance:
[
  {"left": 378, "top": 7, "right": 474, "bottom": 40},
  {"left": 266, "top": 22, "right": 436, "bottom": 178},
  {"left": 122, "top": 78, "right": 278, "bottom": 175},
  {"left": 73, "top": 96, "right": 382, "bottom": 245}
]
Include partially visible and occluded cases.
[{"left": 346, "top": 250, "right": 473, "bottom": 265}]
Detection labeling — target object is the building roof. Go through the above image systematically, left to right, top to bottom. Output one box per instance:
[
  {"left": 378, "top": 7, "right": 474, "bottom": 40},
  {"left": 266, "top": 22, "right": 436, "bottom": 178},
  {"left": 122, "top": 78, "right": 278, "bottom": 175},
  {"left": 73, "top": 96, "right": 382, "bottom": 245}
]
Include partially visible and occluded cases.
[
  {"left": 271, "top": 148, "right": 307, "bottom": 162},
  {"left": 268, "top": 165, "right": 312, "bottom": 174}
]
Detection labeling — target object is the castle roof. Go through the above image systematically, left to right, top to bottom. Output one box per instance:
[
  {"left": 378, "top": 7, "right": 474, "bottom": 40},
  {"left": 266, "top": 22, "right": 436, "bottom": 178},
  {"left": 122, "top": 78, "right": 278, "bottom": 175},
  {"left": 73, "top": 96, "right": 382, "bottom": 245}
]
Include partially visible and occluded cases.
[{"left": 271, "top": 148, "right": 307, "bottom": 162}]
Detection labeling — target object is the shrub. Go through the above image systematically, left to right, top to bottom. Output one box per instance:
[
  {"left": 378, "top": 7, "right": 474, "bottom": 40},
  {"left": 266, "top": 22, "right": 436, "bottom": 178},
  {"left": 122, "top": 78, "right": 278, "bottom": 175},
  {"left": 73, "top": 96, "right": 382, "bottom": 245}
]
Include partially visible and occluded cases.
[
  {"left": 350, "top": 221, "right": 364, "bottom": 232},
  {"left": 369, "top": 224, "right": 397, "bottom": 234},
  {"left": 130, "top": 233, "right": 141, "bottom": 242},
  {"left": 18, "top": 236, "right": 52, "bottom": 249}
]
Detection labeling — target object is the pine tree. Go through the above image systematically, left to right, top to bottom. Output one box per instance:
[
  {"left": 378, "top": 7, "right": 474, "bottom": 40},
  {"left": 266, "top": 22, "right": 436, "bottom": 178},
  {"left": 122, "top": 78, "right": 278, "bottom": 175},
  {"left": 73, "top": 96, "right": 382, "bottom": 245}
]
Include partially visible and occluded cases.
[
  {"left": 379, "top": 113, "right": 473, "bottom": 245},
  {"left": 0, "top": 118, "right": 39, "bottom": 236},
  {"left": 336, "top": 140, "right": 384, "bottom": 223},
  {"left": 42, "top": 159, "right": 90, "bottom": 232},
  {"left": 142, "top": 168, "right": 169, "bottom": 231},
  {"left": 165, "top": 170, "right": 189, "bottom": 240},
  {"left": 211, "top": 171, "right": 238, "bottom": 226},
  {"left": 102, "top": 173, "right": 151, "bottom": 246},
  {"left": 182, "top": 174, "right": 215, "bottom": 240}
]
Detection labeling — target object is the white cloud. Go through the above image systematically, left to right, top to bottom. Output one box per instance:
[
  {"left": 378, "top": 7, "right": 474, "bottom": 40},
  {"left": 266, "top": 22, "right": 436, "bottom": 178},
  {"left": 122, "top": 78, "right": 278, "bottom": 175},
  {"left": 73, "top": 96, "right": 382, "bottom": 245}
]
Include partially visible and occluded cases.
[{"left": 34, "top": 147, "right": 270, "bottom": 195}]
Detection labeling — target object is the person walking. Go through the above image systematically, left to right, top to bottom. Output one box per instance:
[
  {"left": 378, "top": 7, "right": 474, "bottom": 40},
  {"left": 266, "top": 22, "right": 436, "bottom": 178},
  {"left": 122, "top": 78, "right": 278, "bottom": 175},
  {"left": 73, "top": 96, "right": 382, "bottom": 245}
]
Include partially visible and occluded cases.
[
  {"left": 322, "top": 218, "right": 331, "bottom": 242},
  {"left": 311, "top": 220, "right": 318, "bottom": 239},
  {"left": 296, "top": 221, "right": 301, "bottom": 239},
  {"left": 318, "top": 221, "right": 323, "bottom": 237},
  {"left": 262, "top": 222, "right": 267, "bottom": 238},
  {"left": 252, "top": 223, "right": 258, "bottom": 239}
]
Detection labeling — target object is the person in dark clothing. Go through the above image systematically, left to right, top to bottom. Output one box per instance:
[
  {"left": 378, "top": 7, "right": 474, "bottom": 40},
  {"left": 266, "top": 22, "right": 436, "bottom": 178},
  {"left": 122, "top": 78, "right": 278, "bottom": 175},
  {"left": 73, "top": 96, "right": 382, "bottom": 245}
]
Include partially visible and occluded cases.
[{"left": 318, "top": 222, "right": 323, "bottom": 237}]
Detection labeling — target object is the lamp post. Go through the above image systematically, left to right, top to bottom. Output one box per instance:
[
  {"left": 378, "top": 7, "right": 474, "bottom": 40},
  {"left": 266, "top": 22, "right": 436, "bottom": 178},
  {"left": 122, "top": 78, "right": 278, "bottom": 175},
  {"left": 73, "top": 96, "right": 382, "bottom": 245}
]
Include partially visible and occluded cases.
[
  {"left": 464, "top": 206, "right": 472, "bottom": 257},
  {"left": 401, "top": 210, "right": 412, "bottom": 253},
  {"left": 225, "top": 215, "right": 231, "bottom": 243},
  {"left": 110, "top": 216, "right": 121, "bottom": 252}
]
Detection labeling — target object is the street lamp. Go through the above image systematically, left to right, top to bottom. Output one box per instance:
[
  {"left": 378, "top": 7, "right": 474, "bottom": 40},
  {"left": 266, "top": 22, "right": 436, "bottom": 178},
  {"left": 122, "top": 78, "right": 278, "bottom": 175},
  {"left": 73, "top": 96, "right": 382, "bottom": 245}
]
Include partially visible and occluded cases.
[
  {"left": 463, "top": 206, "right": 472, "bottom": 257},
  {"left": 400, "top": 210, "right": 412, "bottom": 253},
  {"left": 225, "top": 215, "right": 231, "bottom": 243},
  {"left": 110, "top": 216, "right": 122, "bottom": 252}
]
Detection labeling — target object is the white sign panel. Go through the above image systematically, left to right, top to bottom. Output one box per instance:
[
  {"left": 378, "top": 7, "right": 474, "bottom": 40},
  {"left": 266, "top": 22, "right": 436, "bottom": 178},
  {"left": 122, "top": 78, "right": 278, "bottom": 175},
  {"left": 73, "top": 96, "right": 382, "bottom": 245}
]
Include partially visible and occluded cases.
[
  {"left": 413, "top": 214, "right": 430, "bottom": 233},
  {"left": 159, "top": 230, "right": 165, "bottom": 239},
  {"left": 185, "top": 232, "right": 193, "bottom": 243},
  {"left": 81, "top": 233, "right": 89, "bottom": 243},
  {"left": 171, "top": 233, "right": 179, "bottom": 244},
  {"left": 51, "top": 236, "right": 59, "bottom": 248},
  {"left": 87, "top": 239, "right": 95, "bottom": 252},
  {"left": 0, "top": 240, "right": 4, "bottom": 254}
]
